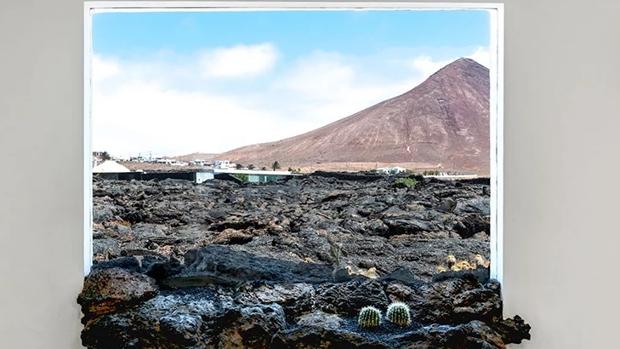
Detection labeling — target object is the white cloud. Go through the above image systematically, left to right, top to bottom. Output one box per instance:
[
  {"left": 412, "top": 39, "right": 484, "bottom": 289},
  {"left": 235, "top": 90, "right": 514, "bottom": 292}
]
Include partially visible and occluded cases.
[
  {"left": 199, "top": 43, "right": 278, "bottom": 79},
  {"left": 92, "top": 46, "right": 490, "bottom": 158},
  {"left": 408, "top": 46, "right": 491, "bottom": 80},
  {"left": 467, "top": 46, "right": 491, "bottom": 67},
  {"left": 273, "top": 51, "right": 419, "bottom": 129},
  {"left": 277, "top": 53, "right": 356, "bottom": 99},
  {"left": 92, "top": 54, "right": 120, "bottom": 82},
  {"left": 410, "top": 55, "right": 450, "bottom": 81},
  {"left": 93, "top": 79, "right": 293, "bottom": 157}
]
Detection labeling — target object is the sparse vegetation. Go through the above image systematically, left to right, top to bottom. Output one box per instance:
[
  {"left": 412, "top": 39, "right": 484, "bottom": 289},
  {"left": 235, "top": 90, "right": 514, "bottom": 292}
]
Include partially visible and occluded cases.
[
  {"left": 235, "top": 163, "right": 243, "bottom": 170},
  {"left": 248, "top": 164, "right": 256, "bottom": 170},
  {"left": 232, "top": 173, "right": 249, "bottom": 182},
  {"left": 393, "top": 177, "right": 417, "bottom": 189},
  {"left": 437, "top": 254, "right": 490, "bottom": 273},
  {"left": 386, "top": 302, "right": 411, "bottom": 327},
  {"left": 358, "top": 306, "right": 382, "bottom": 329}
]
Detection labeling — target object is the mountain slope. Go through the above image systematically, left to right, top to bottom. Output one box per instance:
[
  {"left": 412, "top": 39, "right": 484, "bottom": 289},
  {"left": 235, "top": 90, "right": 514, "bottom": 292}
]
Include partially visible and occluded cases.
[{"left": 218, "top": 58, "right": 490, "bottom": 175}]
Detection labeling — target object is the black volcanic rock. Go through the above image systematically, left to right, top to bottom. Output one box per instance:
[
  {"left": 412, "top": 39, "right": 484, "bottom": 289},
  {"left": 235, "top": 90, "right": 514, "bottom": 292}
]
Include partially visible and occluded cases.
[
  {"left": 83, "top": 173, "right": 531, "bottom": 348},
  {"left": 92, "top": 175, "right": 491, "bottom": 281},
  {"left": 161, "top": 246, "right": 335, "bottom": 288},
  {"left": 79, "top": 258, "right": 530, "bottom": 348},
  {"left": 77, "top": 268, "right": 158, "bottom": 322},
  {"left": 315, "top": 280, "right": 390, "bottom": 316}
]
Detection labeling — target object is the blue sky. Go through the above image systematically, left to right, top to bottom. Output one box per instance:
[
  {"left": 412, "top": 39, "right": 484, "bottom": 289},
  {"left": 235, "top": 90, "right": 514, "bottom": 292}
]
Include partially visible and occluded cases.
[{"left": 92, "top": 10, "right": 490, "bottom": 157}]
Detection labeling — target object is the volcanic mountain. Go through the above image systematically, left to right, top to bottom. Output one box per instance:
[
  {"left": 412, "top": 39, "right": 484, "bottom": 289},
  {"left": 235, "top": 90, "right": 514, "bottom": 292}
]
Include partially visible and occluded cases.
[{"left": 218, "top": 58, "right": 490, "bottom": 175}]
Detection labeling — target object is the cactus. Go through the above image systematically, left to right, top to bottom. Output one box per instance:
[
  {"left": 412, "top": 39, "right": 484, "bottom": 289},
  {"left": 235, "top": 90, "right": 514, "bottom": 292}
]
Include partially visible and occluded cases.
[
  {"left": 386, "top": 302, "right": 411, "bottom": 327},
  {"left": 358, "top": 306, "right": 382, "bottom": 328}
]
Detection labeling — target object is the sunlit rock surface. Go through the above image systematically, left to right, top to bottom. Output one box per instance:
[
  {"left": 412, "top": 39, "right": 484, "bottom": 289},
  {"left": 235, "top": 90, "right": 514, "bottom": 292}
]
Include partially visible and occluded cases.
[
  {"left": 92, "top": 173, "right": 491, "bottom": 281},
  {"left": 81, "top": 174, "right": 530, "bottom": 348}
]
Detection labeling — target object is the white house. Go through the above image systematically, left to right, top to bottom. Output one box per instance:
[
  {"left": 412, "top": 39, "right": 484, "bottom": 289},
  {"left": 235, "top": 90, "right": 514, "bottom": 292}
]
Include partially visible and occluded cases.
[
  {"left": 92, "top": 160, "right": 131, "bottom": 173},
  {"left": 214, "top": 160, "right": 234, "bottom": 169},
  {"left": 376, "top": 167, "right": 407, "bottom": 175}
]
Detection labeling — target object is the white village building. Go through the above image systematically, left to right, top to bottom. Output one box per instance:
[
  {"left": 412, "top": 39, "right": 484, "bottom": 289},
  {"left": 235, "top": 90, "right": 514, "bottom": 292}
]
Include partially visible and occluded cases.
[
  {"left": 92, "top": 160, "right": 131, "bottom": 173},
  {"left": 376, "top": 167, "right": 407, "bottom": 175}
]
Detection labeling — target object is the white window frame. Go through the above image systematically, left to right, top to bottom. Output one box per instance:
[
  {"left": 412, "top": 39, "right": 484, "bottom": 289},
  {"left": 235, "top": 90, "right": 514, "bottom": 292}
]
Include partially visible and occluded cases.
[{"left": 83, "top": 1, "right": 505, "bottom": 283}]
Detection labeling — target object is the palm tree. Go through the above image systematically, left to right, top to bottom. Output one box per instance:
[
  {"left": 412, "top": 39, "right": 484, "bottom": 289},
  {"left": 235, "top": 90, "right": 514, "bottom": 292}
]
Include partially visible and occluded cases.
[{"left": 272, "top": 161, "right": 281, "bottom": 171}]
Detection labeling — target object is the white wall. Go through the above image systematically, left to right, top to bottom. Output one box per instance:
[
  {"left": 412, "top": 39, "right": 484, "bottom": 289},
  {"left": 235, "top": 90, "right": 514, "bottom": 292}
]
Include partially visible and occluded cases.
[
  {"left": 0, "top": 0, "right": 85, "bottom": 348},
  {"left": 1, "top": 0, "right": 619, "bottom": 348},
  {"left": 501, "top": 1, "right": 620, "bottom": 347}
]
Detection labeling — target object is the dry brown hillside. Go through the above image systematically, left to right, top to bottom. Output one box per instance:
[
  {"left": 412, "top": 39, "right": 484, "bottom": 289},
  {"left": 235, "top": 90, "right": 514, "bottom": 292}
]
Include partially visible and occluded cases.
[{"left": 204, "top": 58, "right": 489, "bottom": 175}]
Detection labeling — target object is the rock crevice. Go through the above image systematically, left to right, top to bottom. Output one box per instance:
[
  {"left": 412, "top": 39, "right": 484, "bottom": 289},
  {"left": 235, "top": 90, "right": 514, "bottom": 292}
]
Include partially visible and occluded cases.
[{"left": 82, "top": 175, "right": 530, "bottom": 348}]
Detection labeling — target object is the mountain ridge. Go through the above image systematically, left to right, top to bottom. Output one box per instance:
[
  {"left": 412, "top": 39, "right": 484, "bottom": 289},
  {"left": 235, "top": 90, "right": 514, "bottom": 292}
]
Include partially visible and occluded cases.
[{"left": 189, "top": 58, "right": 490, "bottom": 175}]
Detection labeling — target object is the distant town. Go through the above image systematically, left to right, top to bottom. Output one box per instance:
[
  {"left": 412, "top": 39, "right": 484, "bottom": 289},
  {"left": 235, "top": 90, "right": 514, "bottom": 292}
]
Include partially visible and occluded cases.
[{"left": 92, "top": 150, "right": 478, "bottom": 184}]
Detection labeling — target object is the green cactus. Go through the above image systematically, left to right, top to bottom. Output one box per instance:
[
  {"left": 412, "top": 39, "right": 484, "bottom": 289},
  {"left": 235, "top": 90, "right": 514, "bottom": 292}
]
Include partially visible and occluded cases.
[
  {"left": 386, "top": 302, "right": 411, "bottom": 327},
  {"left": 358, "top": 306, "right": 382, "bottom": 328}
]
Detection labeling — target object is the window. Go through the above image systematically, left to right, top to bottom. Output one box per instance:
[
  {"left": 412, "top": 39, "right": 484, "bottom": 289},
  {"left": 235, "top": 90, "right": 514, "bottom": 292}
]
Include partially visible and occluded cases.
[{"left": 80, "top": 2, "right": 521, "bottom": 348}]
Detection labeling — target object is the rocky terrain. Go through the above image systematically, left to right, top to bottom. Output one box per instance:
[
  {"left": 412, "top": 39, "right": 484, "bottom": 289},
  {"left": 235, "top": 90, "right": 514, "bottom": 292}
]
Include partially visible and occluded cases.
[
  {"left": 215, "top": 58, "right": 490, "bottom": 175},
  {"left": 81, "top": 173, "right": 530, "bottom": 348}
]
